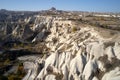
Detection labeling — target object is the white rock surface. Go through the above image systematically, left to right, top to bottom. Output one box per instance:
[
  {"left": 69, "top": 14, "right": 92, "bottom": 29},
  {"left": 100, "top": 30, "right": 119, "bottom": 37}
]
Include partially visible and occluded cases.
[
  {"left": 22, "top": 16, "right": 120, "bottom": 80},
  {"left": 114, "top": 42, "right": 120, "bottom": 59},
  {"left": 102, "top": 67, "right": 120, "bottom": 80}
]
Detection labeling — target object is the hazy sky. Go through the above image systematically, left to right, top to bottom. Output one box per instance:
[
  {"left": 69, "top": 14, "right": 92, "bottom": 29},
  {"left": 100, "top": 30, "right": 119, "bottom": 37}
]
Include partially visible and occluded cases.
[{"left": 0, "top": 0, "right": 120, "bottom": 12}]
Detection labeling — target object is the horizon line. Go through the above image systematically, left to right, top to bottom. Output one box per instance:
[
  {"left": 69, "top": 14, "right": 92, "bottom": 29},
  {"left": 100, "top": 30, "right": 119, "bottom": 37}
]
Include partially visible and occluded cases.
[{"left": 0, "top": 8, "right": 120, "bottom": 14}]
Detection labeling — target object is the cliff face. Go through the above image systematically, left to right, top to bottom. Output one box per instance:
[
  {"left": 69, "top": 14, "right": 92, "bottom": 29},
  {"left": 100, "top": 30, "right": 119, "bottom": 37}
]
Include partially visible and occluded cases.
[{"left": 22, "top": 16, "right": 120, "bottom": 80}]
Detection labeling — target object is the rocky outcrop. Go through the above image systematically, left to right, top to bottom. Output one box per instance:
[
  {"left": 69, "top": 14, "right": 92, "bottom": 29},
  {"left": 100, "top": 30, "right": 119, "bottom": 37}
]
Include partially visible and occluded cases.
[
  {"left": 0, "top": 10, "right": 120, "bottom": 80},
  {"left": 22, "top": 16, "right": 120, "bottom": 80},
  {"left": 4, "top": 24, "right": 12, "bottom": 35},
  {"left": 11, "top": 24, "right": 34, "bottom": 41},
  {"left": 12, "top": 25, "right": 22, "bottom": 38},
  {"left": 21, "top": 25, "right": 34, "bottom": 40},
  {"left": 23, "top": 42, "right": 120, "bottom": 80},
  {"left": 102, "top": 67, "right": 120, "bottom": 80}
]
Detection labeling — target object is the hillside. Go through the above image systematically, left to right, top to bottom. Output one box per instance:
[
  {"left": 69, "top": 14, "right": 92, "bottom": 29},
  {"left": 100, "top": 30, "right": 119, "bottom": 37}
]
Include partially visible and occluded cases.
[{"left": 0, "top": 9, "right": 120, "bottom": 80}]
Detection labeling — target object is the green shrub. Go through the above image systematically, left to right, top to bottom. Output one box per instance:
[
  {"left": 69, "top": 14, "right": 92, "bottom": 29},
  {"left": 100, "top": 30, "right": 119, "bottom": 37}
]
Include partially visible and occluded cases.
[
  {"left": 72, "top": 27, "right": 77, "bottom": 32},
  {"left": 4, "top": 59, "right": 10, "bottom": 65}
]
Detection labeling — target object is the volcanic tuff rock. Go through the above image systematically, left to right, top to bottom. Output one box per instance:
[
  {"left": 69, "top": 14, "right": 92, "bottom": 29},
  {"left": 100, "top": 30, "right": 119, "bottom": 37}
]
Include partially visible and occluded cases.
[
  {"left": 0, "top": 9, "right": 120, "bottom": 80},
  {"left": 21, "top": 16, "right": 120, "bottom": 80},
  {"left": 4, "top": 24, "right": 13, "bottom": 35},
  {"left": 21, "top": 25, "right": 34, "bottom": 40}
]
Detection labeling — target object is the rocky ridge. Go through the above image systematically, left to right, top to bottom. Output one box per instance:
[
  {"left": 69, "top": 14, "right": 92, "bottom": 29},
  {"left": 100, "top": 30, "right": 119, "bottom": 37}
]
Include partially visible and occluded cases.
[{"left": 21, "top": 16, "right": 120, "bottom": 80}]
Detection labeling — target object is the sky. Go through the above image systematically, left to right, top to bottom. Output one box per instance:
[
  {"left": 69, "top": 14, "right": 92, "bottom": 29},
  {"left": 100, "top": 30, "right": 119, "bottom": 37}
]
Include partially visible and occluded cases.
[{"left": 0, "top": 0, "right": 120, "bottom": 12}]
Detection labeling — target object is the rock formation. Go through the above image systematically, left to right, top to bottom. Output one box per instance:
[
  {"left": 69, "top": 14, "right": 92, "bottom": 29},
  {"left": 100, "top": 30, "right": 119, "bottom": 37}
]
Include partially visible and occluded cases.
[
  {"left": 22, "top": 16, "right": 120, "bottom": 80},
  {"left": 4, "top": 24, "right": 12, "bottom": 35},
  {"left": 21, "top": 25, "right": 34, "bottom": 40}
]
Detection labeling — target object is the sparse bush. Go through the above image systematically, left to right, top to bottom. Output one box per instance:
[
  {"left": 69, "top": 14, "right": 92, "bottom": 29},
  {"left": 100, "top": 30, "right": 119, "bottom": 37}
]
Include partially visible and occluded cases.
[
  {"left": 100, "top": 24, "right": 108, "bottom": 28},
  {"left": 72, "top": 27, "right": 77, "bottom": 32},
  {"left": 110, "top": 32, "right": 115, "bottom": 35},
  {"left": 52, "top": 37, "right": 58, "bottom": 44},
  {"left": 104, "top": 42, "right": 115, "bottom": 48},
  {"left": 13, "top": 43, "right": 17, "bottom": 48},
  {"left": 20, "top": 43, "right": 24, "bottom": 47},
  {"left": 4, "top": 59, "right": 10, "bottom": 65},
  {"left": 7, "top": 62, "right": 25, "bottom": 80},
  {"left": 17, "top": 64, "right": 25, "bottom": 75},
  {"left": 55, "top": 73, "right": 63, "bottom": 80},
  {"left": 8, "top": 75, "right": 16, "bottom": 80}
]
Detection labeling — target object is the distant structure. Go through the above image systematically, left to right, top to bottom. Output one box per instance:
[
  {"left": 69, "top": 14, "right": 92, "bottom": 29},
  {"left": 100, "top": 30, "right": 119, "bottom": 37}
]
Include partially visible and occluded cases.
[{"left": 49, "top": 7, "right": 56, "bottom": 11}]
